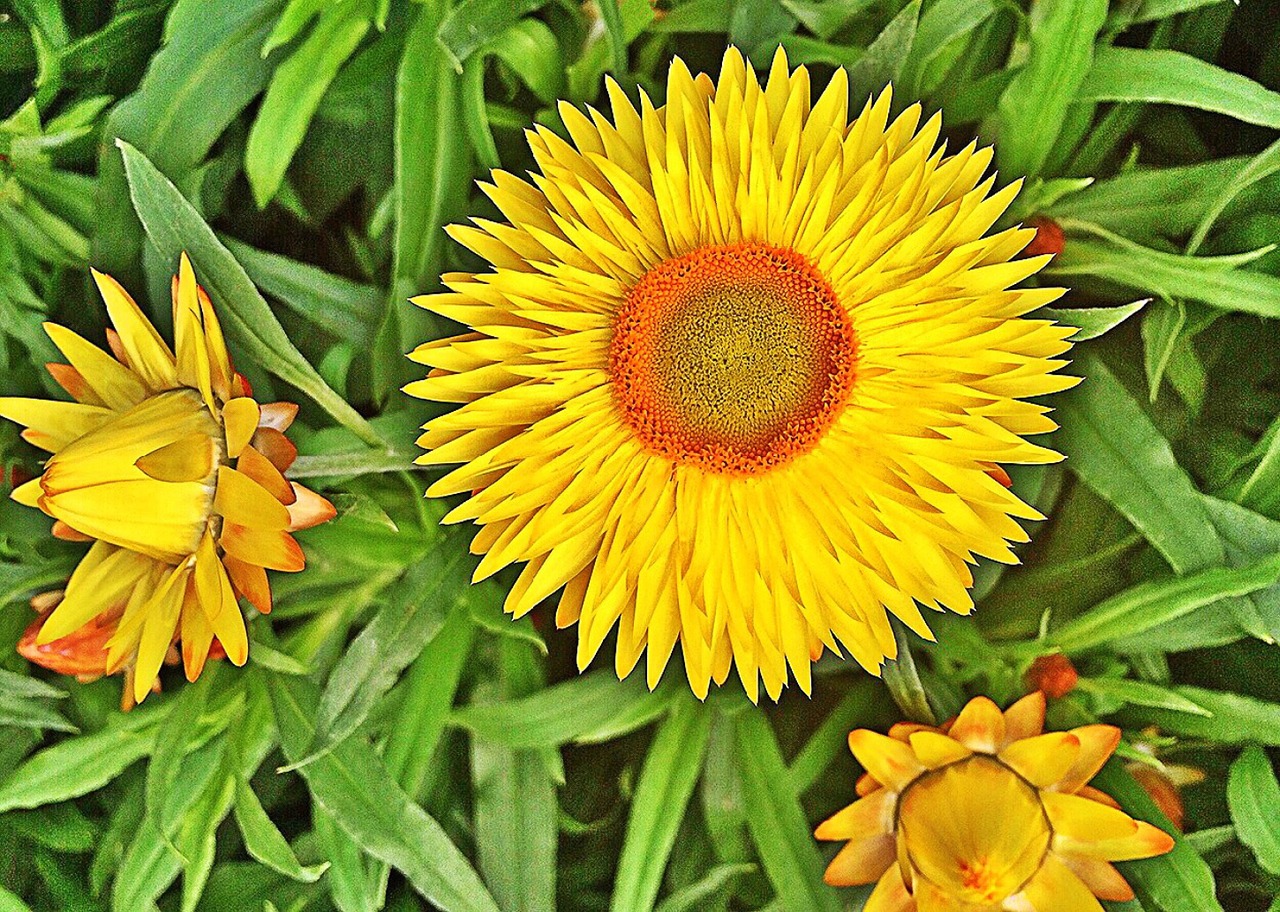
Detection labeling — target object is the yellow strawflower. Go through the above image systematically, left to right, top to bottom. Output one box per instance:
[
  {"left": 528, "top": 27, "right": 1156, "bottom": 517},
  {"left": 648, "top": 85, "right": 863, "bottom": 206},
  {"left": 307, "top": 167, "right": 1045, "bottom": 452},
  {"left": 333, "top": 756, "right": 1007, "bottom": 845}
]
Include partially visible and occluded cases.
[
  {"left": 405, "top": 47, "right": 1077, "bottom": 701},
  {"left": 1, "top": 254, "right": 334, "bottom": 704},
  {"left": 817, "top": 693, "right": 1175, "bottom": 911}
]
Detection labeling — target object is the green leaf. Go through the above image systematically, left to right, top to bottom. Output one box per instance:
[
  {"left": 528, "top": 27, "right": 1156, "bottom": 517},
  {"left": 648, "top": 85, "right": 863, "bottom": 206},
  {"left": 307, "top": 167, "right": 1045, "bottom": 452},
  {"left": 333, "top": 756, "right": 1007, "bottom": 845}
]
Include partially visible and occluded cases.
[
  {"left": 376, "top": 0, "right": 472, "bottom": 400},
  {"left": 436, "top": 0, "right": 548, "bottom": 69},
  {"left": 595, "top": 0, "right": 630, "bottom": 76},
  {"left": 844, "top": 0, "right": 919, "bottom": 103},
  {"left": 900, "top": 0, "right": 998, "bottom": 98},
  {"left": 995, "top": 0, "right": 1107, "bottom": 177},
  {"left": 245, "top": 2, "right": 371, "bottom": 206},
  {"left": 1080, "top": 47, "right": 1280, "bottom": 130},
  {"left": 1187, "top": 137, "right": 1280, "bottom": 254},
  {"left": 117, "top": 139, "right": 382, "bottom": 445},
  {"left": 1049, "top": 234, "right": 1280, "bottom": 318},
  {"left": 221, "top": 236, "right": 382, "bottom": 345},
  {"left": 1041, "top": 300, "right": 1148, "bottom": 341},
  {"left": 1141, "top": 300, "right": 1186, "bottom": 401},
  {"left": 1056, "top": 354, "right": 1224, "bottom": 574},
  {"left": 290, "top": 551, "right": 466, "bottom": 770},
  {"left": 1048, "top": 555, "right": 1280, "bottom": 653},
  {"left": 382, "top": 601, "right": 477, "bottom": 799},
  {"left": 882, "top": 620, "right": 936, "bottom": 724},
  {"left": 471, "top": 641, "right": 556, "bottom": 912},
  {"left": 268, "top": 670, "right": 501, "bottom": 912},
  {"left": 451, "top": 671, "right": 679, "bottom": 749},
  {"left": 1076, "top": 677, "right": 1211, "bottom": 715},
  {"left": 786, "top": 681, "right": 879, "bottom": 797},
  {"left": 1114, "top": 686, "right": 1280, "bottom": 746},
  {"left": 0, "top": 689, "right": 76, "bottom": 733},
  {"left": 611, "top": 696, "right": 713, "bottom": 912},
  {"left": 735, "top": 707, "right": 839, "bottom": 912},
  {"left": 0, "top": 716, "right": 157, "bottom": 813},
  {"left": 1227, "top": 744, "right": 1280, "bottom": 876},
  {"left": 1091, "top": 763, "right": 1223, "bottom": 912},
  {"left": 233, "top": 778, "right": 329, "bottom": 883},
  {"left": 314, "top": 804, "right": 380, "bottom": 912},
  {"left": 653, "top": 864, "right": 754, "bottom": 912},
  {"left": 0, "top": 884, "right": 33, "bottom": 912}
]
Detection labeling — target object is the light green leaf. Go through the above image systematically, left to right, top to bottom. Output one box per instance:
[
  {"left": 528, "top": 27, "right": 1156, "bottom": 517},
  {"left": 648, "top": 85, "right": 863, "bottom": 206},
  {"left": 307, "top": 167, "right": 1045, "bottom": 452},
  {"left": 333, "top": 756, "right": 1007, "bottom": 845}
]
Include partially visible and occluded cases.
[
  {"left": 436, "top": 0, "right": 548, "bottom": 69},
  {"left": 845, "top": 0, "right": 919, "bottom": 103},
  {"left": 996, "top": 0, "right": 1107, "bottom": 177},
  {"left": 246, "top": 2, "right": 371, "bottom": 206},
  {"left": 1080, "top": 47, "right": 1280, "bottom": 130},
  {"left": 1187, "top": 137, "right": 1280, "bottom": 254},
  {"left": 117, "top": 140, "right": 382, "bottom": 445},
  {"left": 1049, "top": 235, "right": 1280, "bottom": 318},
  {"left": 1041, "top": 300, "right": 1147, "bottom": 341},
  {"left": 1056, "top": 354, "right": 1224, "bottom": 574},
  {"left": 1048, "top": 555, "right": 1280, "bottom": 653},
  {"left": 269, "top": 671, "right": 501, "bottom": 912},
  {"left": 451, "top": 671, "right": 678, "bottom": 749},
  {"left": 1076, "top": 677, "right": 1211, "bottom": 716},
  {"left": 1115, "top": 687, "right": 1280, "bottom": 746},
  {"left": 611, "top": 696, "right": 713, "bottom": 912},
  {"left": 736, "top": 708, "right": 839, "bottom": 912},
  {"left": 0, "top": 717, "right": 157, "bottom": 813},
  {"left": 1227, "top": 745, "right": 1280, "bottom": 875},
  {"left": 234, "top": 778, "right": 329, "bottom": 882},
  {"left": 653, "top": 864, "right": 754, "bottom": 912}
]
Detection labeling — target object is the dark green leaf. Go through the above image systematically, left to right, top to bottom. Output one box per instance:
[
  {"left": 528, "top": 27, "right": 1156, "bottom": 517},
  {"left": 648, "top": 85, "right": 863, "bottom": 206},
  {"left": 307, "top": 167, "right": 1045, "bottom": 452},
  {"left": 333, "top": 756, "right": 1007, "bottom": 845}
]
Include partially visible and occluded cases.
[{"left": 1041, "top": 301, "right": 1148, "bottom": 341}]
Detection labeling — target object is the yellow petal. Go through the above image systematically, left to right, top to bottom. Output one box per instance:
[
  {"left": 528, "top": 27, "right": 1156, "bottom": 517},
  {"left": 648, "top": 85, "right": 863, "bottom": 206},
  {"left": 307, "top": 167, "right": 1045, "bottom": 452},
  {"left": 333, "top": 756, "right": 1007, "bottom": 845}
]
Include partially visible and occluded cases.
[
  {"left": 173, "top": 253, "right": 215, "bottom": 410},
  {"left": 91, "top": 268, "right": 176, "bottom": 391},
  {"left": 195, "top": 279, "right": 233, "bottom": 399},
  {"left": 43, "top": 323, "right": 147, "bottom": 411},
  {"left": 46, "top": 362, "right": 106, "bottom": 406},
  {"left": 221, "top": 397, "right": 260, "bottom": 459},
  {"left": 0, "top": 398, "right": 113, "bottom": 453},
  {"left": 135, "top": 432, "right": 217, "bottom": 483},
  {"left": 235, "top": 444, "right": 295, "bottom": 504},
  {"left": 213, "top": 466, "right": 290, "bottom": 530},
  {"left": 11, "top": 478, "right": 43, "bottom": 508},
  {"left": 43, "top": 479, "right": 209, "bottom": 562},
  {"left": 286, "top": 483, "right": 336, "bottom": 531},
  {"left": 221, "top": 522, "right": 305, "bottom": 572},
  {"left": 194, "top": 531, "right": 248, "bottom": 665},
  {"left": 37, "top": 543, "right": 150, "bottom": 643},
  {"left": 223, "top": 554, "right": 272, "bottom": 614},
  {"left": 132, "top": 562, "right": 191, "bottom": 703},
  {"left": 180, "top": 579, "right": 215, "bottom": 683},
  {"left": 1002, "top": 691, "right": 1046, "bottom": 743},
  {"left": 947, "top": 695, "right": 1005, "bottom": 753},
  {"left": 1056, "top": 725, "right": 1122, "bottom": 793},
  {"left": 848, "top": 729, "right": 926, "bottom": 791},
  {"left": 909, "top": 731, "right": 972, "bottom": 768},
  {"left": 999, "top": 731, "right": 1081, "bottom": 787},
  {"left": 815, "top": 788, "right": 894, "bottom": 840},
  {"left": 1043, "top": 791, "right": 1141, "bottom": 851},
  {"left": 823, "top": 834, "right": 895, "bottom": 887},
  {"left": 1016, "top": 854, "right": 1104, "bottom": 912},
  {"left": 1058, "top": 855, "right": 1136, "bottom": 902},
  {"left": 864, "top": 865, "right": 913, "bottom": 912}
]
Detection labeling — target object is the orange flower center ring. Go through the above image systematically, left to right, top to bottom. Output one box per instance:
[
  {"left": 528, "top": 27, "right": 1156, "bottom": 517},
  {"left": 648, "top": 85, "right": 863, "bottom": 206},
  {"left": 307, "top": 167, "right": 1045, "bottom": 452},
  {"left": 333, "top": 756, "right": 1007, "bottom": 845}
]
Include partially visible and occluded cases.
[{"left": 609, "top": 242, "right": 857, "bottom": 474}]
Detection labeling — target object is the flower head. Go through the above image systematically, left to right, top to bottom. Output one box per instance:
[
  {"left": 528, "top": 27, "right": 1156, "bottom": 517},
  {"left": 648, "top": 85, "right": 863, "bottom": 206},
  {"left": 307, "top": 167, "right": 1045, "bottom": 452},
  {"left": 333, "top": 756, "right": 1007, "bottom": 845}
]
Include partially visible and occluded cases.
[
  {"left": 406, "top": 48, "right": 1077, "bottom": 700},
  {"left": 1, "top": 254, "right": 334, "bottom": 703},
  {"left": 816, "top": 693, "right": 1175, "bottom": 911}
]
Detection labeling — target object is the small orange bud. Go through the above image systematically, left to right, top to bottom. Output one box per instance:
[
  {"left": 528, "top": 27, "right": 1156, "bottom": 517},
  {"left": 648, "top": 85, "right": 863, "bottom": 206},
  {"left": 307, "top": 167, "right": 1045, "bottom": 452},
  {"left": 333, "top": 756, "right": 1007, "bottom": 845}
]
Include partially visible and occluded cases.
[
  {"left": 1023, "top": 217, "right": 1065, "bottom": 259},
  {"left": 1025, "top": 653, "right": 1078, "bottom": 699}
]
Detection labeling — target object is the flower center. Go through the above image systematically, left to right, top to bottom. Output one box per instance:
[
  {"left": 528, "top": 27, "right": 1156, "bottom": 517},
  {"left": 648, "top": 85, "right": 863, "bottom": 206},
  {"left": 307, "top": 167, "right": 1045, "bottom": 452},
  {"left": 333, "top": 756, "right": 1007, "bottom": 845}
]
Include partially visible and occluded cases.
[
  {"left": 610, "top": 242, "right": 856, "bottom": 474},
  {"left": 897, "top": 756, "right": 1051, "bottom": 905}
]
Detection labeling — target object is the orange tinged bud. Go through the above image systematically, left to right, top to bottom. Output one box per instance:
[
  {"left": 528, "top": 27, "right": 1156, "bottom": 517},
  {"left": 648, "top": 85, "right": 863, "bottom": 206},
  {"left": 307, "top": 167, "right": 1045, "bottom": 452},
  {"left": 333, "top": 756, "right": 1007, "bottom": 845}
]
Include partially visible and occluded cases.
[
  {"left": 1024, "top": 217, "right": 1065, "bottom": 259},
  {"left": 1025, "top": 653, "right": 1079, "bottom": 699}
]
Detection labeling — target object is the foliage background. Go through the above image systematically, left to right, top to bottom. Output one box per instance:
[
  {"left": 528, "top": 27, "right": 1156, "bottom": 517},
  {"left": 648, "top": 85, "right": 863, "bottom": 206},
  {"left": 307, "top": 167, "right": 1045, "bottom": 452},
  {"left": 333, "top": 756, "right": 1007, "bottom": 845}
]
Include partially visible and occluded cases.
[{"left": 0, "top": 0, "right": 1279, "bottom": 910}]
